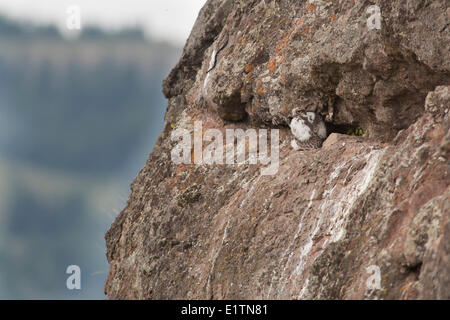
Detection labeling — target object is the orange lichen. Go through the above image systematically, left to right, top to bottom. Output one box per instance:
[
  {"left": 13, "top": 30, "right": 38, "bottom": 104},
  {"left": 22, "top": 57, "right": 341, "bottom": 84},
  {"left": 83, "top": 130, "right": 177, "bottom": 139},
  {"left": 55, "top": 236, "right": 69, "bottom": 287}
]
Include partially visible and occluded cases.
[
  {"left": 331, "top": 15, "right": 336, "bottom": 20},
  {"left": 267, "top": 18, "right": 307, "bottom": 73},
  {"left": 276, "top": 37, "right": 289, "bottom": 51},
  {"left": 224, "top": 48, "right": 233, "bottom": 57},
  {"left": 277, "top": 55, "right": 284, "bottom": 66},
  {"left": 268, "top": 56, "right": 277, "bottom": 72},
  {"left": 245, "top": 64, "right": 254, "bottom": 73},
  {"left": 258, "top": 87, "right": 264, "bottom": 95},
  {"left": 189, "top": 110, "right": 201, "bottom": 120}
]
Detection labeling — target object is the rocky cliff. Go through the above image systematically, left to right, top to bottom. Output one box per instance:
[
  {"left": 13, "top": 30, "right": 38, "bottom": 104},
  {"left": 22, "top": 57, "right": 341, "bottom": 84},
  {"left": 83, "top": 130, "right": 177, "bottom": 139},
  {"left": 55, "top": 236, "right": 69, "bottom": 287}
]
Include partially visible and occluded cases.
[{"left": 105, "top": 0, "right": 449, "bottom": 299}]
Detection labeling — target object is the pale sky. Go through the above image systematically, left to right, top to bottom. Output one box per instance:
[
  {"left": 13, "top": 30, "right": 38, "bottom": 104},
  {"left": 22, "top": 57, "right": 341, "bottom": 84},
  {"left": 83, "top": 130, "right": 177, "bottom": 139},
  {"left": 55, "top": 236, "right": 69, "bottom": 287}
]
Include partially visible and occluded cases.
[{"left": 0, "top": 0, "right": 207, "bottom": 44}]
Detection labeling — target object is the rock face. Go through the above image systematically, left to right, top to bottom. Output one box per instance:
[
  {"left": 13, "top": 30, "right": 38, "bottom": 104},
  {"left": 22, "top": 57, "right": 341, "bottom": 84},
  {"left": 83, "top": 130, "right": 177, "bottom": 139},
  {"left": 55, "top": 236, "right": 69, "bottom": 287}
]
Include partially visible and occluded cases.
[{"left": 105, "top": 0, "right": 449, "bottom": 299}]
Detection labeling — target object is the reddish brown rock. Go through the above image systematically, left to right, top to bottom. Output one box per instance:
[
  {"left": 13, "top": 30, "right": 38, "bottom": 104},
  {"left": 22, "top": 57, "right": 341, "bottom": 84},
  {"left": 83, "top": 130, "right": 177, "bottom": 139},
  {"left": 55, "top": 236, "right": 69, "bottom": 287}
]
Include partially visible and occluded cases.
[{"left": 105, "top": 0, "right": 450, "bottom": 299}]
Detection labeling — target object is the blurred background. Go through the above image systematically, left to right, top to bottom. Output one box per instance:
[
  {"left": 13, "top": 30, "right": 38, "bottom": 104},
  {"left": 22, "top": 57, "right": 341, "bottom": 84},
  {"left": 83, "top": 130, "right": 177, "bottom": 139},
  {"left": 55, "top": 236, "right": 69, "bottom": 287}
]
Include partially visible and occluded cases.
[{"left": 0, "top": 0, "right": 205, "bottom": 299}]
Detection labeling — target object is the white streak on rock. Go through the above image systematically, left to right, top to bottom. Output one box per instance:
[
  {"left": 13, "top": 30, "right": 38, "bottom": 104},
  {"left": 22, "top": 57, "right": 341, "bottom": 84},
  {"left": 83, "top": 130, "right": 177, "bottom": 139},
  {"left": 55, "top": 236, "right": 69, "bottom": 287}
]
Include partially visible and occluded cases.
[
  {"left": 203, "top": 49, "right": 216, "bottom": 91},
  {"left": 295, "top": 148, "right": 385, "bottom": 298},
  {"left": 271, "top": 190, "right": 316, "bottom": 298}
]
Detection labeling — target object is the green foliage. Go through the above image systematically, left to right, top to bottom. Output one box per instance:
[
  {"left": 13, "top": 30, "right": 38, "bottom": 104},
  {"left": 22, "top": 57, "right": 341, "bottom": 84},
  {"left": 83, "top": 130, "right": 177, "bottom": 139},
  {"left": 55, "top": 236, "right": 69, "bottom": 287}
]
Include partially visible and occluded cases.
[{"left": 346, "top": 126, "right": 369, "bottom": 137}]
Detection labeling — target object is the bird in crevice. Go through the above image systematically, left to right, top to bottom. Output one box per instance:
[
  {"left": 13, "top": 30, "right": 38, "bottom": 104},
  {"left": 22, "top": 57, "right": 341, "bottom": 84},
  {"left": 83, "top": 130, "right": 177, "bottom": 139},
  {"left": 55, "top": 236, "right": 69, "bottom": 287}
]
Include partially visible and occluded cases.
[{"left": 289, "top": 107, "right": 327, "bottom": 151}]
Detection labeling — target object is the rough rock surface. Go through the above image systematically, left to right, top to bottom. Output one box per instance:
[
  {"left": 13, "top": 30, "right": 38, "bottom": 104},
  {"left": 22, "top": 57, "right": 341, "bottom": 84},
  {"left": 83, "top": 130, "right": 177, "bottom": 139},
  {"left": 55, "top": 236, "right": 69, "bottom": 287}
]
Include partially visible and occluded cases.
[{"left": 105, "top": 0, "right": 449, "bottom": 299}]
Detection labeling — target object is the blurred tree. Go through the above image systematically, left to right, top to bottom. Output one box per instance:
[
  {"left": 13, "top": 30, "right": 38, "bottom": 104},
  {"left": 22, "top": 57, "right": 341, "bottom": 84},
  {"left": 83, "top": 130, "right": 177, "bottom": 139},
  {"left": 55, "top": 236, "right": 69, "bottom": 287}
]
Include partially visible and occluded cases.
[{"left": 0, "top": 14, "right": 180, "bottom": 299}]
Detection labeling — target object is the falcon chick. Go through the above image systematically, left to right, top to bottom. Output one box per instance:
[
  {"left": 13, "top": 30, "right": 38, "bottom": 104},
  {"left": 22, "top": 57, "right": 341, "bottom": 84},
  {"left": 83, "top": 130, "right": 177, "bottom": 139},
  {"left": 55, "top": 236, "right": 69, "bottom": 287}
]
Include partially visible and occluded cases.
[{"left": 290, "top": 108, "right": 327, "bottom": 151}]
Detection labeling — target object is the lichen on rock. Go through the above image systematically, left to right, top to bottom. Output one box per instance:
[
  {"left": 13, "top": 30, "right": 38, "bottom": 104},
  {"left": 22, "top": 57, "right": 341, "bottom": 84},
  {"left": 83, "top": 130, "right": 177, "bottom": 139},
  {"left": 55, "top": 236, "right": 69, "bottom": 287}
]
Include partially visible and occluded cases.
[{"left": 105, "top": 0, "right": 450, "bottom": 299}]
